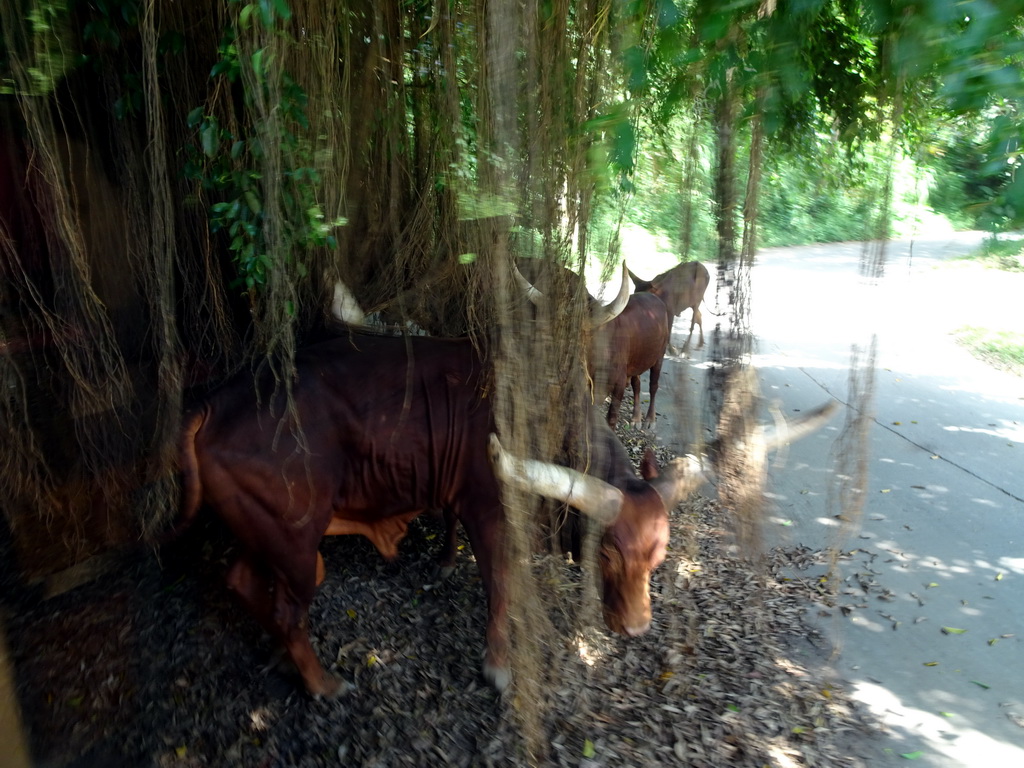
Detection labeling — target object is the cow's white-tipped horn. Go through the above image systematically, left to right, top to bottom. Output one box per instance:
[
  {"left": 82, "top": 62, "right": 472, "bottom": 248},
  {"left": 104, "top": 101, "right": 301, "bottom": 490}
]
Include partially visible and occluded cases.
[
  {"left": 589, "top": 262, "right": 631, "bottom": 328},
  {"left": 512, "top": 263, "right": 544, "bottom": 307},
  {"left": 625, "top": 264, "right": 647, "bottom": 288},
  {"left": 331, "top": 279, "right": 366, "bottom": 324},
  {"left": 762, "top": 400, "right": 839, "bottom": 452},
  {"left": 488, "top": 434, "right": 623, "bottom": 525},
  {"left": 650, "top": 454, "right": 708, "bottom": 511}
]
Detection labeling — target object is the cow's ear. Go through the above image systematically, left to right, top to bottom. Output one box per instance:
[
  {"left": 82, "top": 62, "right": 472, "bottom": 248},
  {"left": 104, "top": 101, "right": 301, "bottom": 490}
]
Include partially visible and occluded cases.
[{"left": 640, "top": 448, "right": 659, "bottom": 480}]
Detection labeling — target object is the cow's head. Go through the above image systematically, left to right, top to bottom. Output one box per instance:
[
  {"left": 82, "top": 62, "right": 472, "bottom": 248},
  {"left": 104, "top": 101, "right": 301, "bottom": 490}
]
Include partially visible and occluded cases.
[
  {"left": 513, "top": 261, "right": 631, "bottom": 328},
  {"left": 487, "top": 400, "right": 838, "bottom": 638},
  {"left": 488, "top": 435, "right": 705, "bottom": 638},
  {"left": 600, "top": 451, "right": 709, "bottom": 635}
]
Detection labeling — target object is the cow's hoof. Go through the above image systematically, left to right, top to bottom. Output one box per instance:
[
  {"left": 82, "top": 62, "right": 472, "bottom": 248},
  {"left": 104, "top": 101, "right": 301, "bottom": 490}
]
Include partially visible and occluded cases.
[
  {"left": 437, "top": 563, "right": 456, "bottom": 581},
  {"left": 483, "top": 661, "right": 510, "bottom": 693},
  {"left": 308, "top": 672, "right": 351, "bottom": 700}
]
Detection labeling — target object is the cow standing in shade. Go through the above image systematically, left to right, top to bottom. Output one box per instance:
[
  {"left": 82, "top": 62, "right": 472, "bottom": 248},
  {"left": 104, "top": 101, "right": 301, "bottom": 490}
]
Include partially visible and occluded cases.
[{"left": 177, "top": 328, "right": 708, "bottom": 698}]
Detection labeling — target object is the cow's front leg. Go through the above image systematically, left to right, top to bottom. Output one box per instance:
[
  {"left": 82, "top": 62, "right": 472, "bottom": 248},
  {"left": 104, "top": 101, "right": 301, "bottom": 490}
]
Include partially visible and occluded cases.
[
  {"left": 643, "top": 359, "right": 663, "bottom": 430},
  {"left": 629, "top": 375, "right": 643, "bottom": 428},
  {"left": 606, "top": 380, "right": 626, "bottom": 429},
  {"left": 437, "top": 509, "right": 459, "bottom": 579},
  {"left": 459, "top": 510, "right": 509, "bottom": 692},
  {"left": 315, "top": 551, "right": 326, "bottom": 586},
  {"left": 226, "top": 555, "right": 343, "bottom": 699}
]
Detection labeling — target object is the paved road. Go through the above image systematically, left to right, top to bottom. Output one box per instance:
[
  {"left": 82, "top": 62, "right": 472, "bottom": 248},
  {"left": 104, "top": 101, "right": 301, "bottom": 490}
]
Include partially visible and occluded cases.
[{"left": 650, "top": 233, "right": 1023, "bottom": 766}]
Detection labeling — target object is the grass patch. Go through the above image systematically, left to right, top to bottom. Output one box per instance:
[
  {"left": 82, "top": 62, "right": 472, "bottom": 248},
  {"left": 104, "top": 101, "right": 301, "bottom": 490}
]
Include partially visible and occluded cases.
[
  {"left": 958, "top": 237, "right": 1024, "bottom": 271},
  {"left": 953, "top": 326, "right": 1024, "bottom": 376}
]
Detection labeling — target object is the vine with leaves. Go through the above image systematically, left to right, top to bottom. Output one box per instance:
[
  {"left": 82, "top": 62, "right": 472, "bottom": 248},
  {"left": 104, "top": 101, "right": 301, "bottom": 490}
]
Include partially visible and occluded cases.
[{"left": 183, "top": 0, "right": 343, "bottom": 302}]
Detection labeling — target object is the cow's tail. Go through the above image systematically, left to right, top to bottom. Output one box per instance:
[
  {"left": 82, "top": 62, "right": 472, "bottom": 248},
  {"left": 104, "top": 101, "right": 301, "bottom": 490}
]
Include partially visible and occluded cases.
[{"left": 171, "top": 407, "right": 207, "bottom": 539}]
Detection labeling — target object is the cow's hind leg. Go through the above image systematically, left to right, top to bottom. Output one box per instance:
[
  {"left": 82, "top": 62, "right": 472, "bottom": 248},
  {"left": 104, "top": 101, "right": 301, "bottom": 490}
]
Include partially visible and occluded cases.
[
  {"left": 692, "top": 306, "right": 704, "bottom": 349},
  {"left": 226, "top": 555, "right": 343, "bottom": 699}
]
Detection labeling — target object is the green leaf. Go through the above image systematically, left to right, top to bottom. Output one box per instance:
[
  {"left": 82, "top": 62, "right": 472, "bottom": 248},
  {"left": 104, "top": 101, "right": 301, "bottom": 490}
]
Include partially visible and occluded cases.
[
  {"left": 258, "top": 0, "right": 274, "bottom": 28},
  {"left": 271, "top": 0, "right": 292, "bottom": 22},
  {"left": 239, "top": 3, "right": 255, "bottom": 30},
  {"left": 251, "top": 49, "right": 265, "bottom": 84},
  {"left": 210, "top": 60, "right": 230, "bottom": 78},
  {"left": 186, "top": 106, "right": 204, "bottom": 128},
  {"left": 610, "top": 120, "right": 636, "bottom": 175},
  {"left": 200, "top": 123, "right": 220, "bottom": 158},
  {"left": 244, "top": 190, "right": 262, "bottom": 215},
  {"left": 458, "top": 252, "right": 477, "bottom": 264},
  {"left": 941, "top": 627, "right": 966, "bottom": 635},
  {"left": 971, "top": 680, "right": 990, "bottom": 690},
  {"left": 582, "top": 739, "right": 595, "bottom": 759},
  {"left": 900, "top": 751, "right": 924, "bottom": 760}
]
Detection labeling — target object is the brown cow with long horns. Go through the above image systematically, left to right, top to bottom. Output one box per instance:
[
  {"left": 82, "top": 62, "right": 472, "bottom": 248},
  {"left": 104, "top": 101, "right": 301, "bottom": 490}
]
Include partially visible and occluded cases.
[
  {"left": 178, "top": 286, "right": 836, "bottom": 697},
  {"left": 177, "top": 326, "right": 713, "bottom": 697}
]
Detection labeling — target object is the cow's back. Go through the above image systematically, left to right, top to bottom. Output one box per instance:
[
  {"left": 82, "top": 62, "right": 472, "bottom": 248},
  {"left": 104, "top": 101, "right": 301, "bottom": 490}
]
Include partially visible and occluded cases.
[
  {"left": 653, "top": 260, "right": 709, "bottom": 317},
  {"left": 595, "top": 292, "right": 670, "bottom": 378},
  {"left": 190, "top": 332, "right": 495, "bottom": 535}
]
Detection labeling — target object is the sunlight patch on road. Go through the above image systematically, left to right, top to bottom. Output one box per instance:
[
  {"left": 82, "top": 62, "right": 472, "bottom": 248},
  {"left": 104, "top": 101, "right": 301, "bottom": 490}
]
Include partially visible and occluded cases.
[
  {"left": 750, "top": 351, "right": 850, "bottom": 371},
  {"left": 941, "top": 422, "right": 1024, "bottom": 444},
  {"left": 997, "top": 556, "right": 1024, "bottom": 575},
  {"left": 849, "top": 615, "right": 888, "bottom": 633},
  {"left": 850, "top": 681, "right": 1024, "bottom": 767}
]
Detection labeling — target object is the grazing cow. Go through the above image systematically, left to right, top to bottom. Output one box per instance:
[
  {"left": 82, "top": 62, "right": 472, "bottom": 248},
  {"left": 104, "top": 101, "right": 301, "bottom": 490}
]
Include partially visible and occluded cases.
[
  {"left": 627, "top": 260, "right": 711, "bottom": 352},
  {"left": 177, "top": 329, "right": 708, "bottom": 698}
]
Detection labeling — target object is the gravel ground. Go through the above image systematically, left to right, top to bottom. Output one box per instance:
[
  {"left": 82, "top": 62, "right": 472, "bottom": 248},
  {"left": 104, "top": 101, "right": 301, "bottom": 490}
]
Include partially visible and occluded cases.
[{"left": 4, "top": 425, "right": 884, "bottom": 768}]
